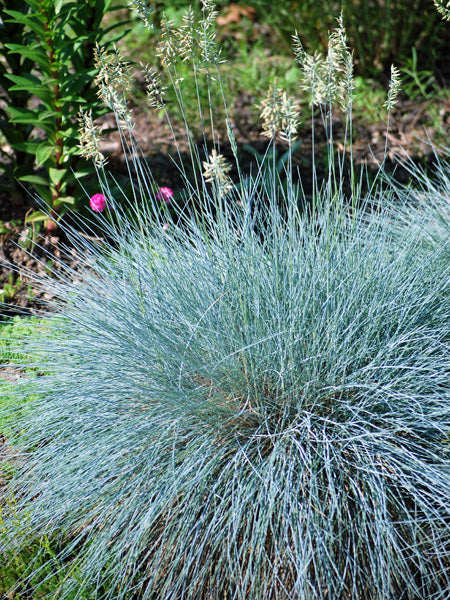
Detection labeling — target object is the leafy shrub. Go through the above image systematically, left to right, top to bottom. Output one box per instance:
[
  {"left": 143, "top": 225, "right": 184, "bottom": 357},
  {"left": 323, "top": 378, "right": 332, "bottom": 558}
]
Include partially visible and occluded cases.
[
  {"left": 0, "top": 0, "right": 127, "bottom": 229},
  {"left": 1, "top": 3, "right": 449, "bottom": 600},
  {"left": 0, "top": 315, "right": 54, "bottom": 435},
  {"left": 0, "top": 316, "right": 67, "bottom": 598}
]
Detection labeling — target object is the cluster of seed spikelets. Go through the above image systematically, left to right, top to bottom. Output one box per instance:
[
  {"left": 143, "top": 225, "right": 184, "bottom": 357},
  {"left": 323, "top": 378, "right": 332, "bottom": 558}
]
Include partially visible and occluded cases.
[
  {"left": 155, "top": 0, "right": 224, "bottom": 70},
  {"left": 433, "top": 0, "right": 450, "bottom": 20},
  {"left": 78, "top": 3, "right": 401, "bottom": 205},
  {"left": 292, "top": 13, "right": 355, "bottom": 112},
  {"left": 78, "top": 44, "right": 135, "bottom": 168},
  {"left": 94, "top": 44, "right": 134, "bottom": 126},
  {"left": 141, "top": 64, "right": 167, "bottom": 110},
  {"left": 259, "top": 84, "right": 299, "bottom": 143},
  {"left": 78, "top": 108, "right": 107, "bottom": 168},
  {"left": 202, "top": 148, "right": 233, "bottom": 197}
]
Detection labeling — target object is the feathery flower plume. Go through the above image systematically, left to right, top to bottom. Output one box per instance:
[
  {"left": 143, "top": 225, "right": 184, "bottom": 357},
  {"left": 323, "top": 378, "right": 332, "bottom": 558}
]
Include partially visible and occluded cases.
[
  {"left": 128, "top": 0, "right": 155, "bottom": 30},
  {"left": 198, "top": 0, "right": 224, "bottom": 68},
  {"left": 433, "top": 0, "right": 450, "bottom": 20},
  {"left": 154, "top": 1, "right": 224, "bottom": 72},
  {"left": 178, "top": 6, "right": 196, "bottom": 62},
  {"left": 327, "top": 13, "right": 347, "bottom": 69},
  {"left": 321, "top": 14, "right": 349, "bottom": 106},
  {"left": 332, "top": 14, "right": 355, "bottom": 113},
  {"left": 293, "top": 17, "right": 354, "bottom": 111},
  {"left": 156, "top": 18, "right": 179, "bottom": 68},
  {"left": 293, "top": 34, "right": 327, "bottom": 106},
  {"left": 94, "top": 45, "right": 134, "bottom": 127},
  {"left": 94, "top": 45, "right": 134, "bottom": 94},
  {"left": 339, "top": 47, "right": 355, "bottom": 113},
  {"left": 141, "top": 64, "right": 166, "bottom": 110},
  {"left": 384, "top": 65, "right": 402, "bottom": 110},
  {"left": 259, "top": 84, "right": 299, "bottom": 143},
  {"left": 77, "top": 109, "right": 107, "bottom": 168},
  {"left": 226, "top": 118, "right": 238, "bottom": 161},
  {"left": 203, "top": 149, "right": 233, "bottom": 197}
]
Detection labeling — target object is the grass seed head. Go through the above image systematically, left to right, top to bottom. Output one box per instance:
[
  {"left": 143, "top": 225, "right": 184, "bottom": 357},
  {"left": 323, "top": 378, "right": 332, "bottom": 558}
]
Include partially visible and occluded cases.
[
  {"left": 128, "top": 0, "right": 155, "bottom": 30},
  {"left": 433, "top": 0, "right": 450, "bottom": 20},
  {"left": 294, "top": 17, "right": 354, "bottom": 111},
  {"left": 156, "top": 18, "right": 179, "bottom": 68},
  {"left": 94, "top": 45, "right": 134, "bottom": 127},
  {"left": 141, "top": 64, "right": 167, "bottom": 110},
  {"left": 384, "top": 64, "right": 402, "bottom": 110},
  {"left": 259, "top": 84, "right": 299, "bottom": 142},
  {"left": 77, "top": 109, "right": 107, "bottom": 168},
  {"left": 202, "top": 148, "right": 233, "bottom": 197}
]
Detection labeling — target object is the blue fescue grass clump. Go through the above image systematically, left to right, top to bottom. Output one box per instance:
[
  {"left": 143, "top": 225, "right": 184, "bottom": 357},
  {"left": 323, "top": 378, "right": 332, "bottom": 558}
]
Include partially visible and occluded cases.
[
  {"left": 387, "top": 149, "right": 450, "bottom": 261},
  {"left": 1, "top": 183, "right": 449, "bottom": 599}
]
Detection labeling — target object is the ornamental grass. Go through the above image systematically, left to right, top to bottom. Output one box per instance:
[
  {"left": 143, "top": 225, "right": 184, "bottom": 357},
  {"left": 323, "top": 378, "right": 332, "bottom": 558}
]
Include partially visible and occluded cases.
[{"left": 1, "top": 2, "right": 449, "bottom": 599}]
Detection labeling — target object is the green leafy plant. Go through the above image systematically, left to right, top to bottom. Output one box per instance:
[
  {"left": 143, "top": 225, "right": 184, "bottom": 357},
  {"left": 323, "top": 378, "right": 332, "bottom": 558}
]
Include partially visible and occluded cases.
[
  {"left": 0, "top": 0, "right": 128, "bottom": 230},
  {"left": 0, "top": 1, "right": 36, "bottom": 209},
  {"left": 1, "top": 3, "right": 449, "bottom": 600},
  {"left": 402, "top": 46, "right": 440, "bottom": 100},
  {"left": 352, "top": 76, "right": 391, "bottom": 124},
  {"left": 0, "top": 273, "right": 17, "bottom": 303},
  {"left": 0, "top": 315, "right": 50, "bottom": 363},
  {"left": 0, "top": 316, "right": 67, "bottom": 600},
  {"left": 0, "top": 316, "right": 55, "bottom": 433},
  {"left": 0, "top": 498, "right": 92, "bottom": 600}
]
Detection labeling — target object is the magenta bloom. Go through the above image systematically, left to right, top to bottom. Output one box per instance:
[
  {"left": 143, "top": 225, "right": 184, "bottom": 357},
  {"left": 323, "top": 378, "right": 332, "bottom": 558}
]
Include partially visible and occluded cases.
[
  {"left": 156, "top": 187, "right": 174, "bottom": 203},
  {"left": 89, "top": 193, "right": 107, "bottom": 213}
]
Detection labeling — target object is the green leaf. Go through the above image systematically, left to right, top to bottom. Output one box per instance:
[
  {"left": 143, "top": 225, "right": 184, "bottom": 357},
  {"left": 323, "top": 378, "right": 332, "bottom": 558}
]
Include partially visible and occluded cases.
[
  {"left": 54, "top": 0, "right": 65, "bottom": 13},
  {"left": 3, "top": 10, "right": 46, "bottom": 39},
  {"left": 103, "top": 19, "right": 134, "bottom": 36},
  {"left": 4, "top": 43, "right": 50, "bottom": 71},
  {"left": 4, "top": 72, "right": 41, "bottom": 86},
  {"left": 60, "top": 73, "right": 95, "bottom": 97},
  {"left": 4, "top": 74, "right": 52, "bottom": 105},
  {"left": 7, "top": 106, "right": 44, "bottom": 125},
  {"left": 7, "top": 107, "right": 55, "bottom": 135},
  {"left": 59, "top": 127, "right": 80, "bottom": 139},
  {"left": 10, "top": 140, "right": 40, "bottom": 155},
  {"left": 36, "top": 144, "right": 55, "bottom": 167},
  {"left": 48, "top": 168, "right": 67, "bottom": 187},
  {"left": 74, "top": 169, "right": 96, "bottom": 178},
  {"left": 18, "top": 174, "right": 49, "bottom": 186},
  {"left": 33, "top": 185, "right": 52, "bottom": 203},
  {"left": 53, "top": 196, "right": 75, "bottom": 208},
  {"left": 25, "top": 210, "right": 50, "bottom": 223}
]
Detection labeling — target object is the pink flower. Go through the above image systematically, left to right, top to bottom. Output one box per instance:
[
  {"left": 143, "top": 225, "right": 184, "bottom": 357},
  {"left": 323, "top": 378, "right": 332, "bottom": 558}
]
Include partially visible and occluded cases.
[
  {"left": 156, "top": 187, "right": 174, "bottom": 203},
  {"left": 89, "top": 193, "right": 107, "bottom": 212}
]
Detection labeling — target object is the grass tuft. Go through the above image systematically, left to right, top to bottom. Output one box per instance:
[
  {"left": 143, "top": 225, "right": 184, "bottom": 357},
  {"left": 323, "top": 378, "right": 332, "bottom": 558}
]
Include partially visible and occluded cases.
[{"left": 1, "top": 184, "right": 449, "bottom": 599}]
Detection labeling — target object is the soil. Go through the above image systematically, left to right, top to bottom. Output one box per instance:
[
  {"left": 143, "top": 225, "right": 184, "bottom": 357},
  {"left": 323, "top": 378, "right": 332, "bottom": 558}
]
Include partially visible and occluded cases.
[{"left": 1, "top": 91, "right": 450, "bottom": 319}]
